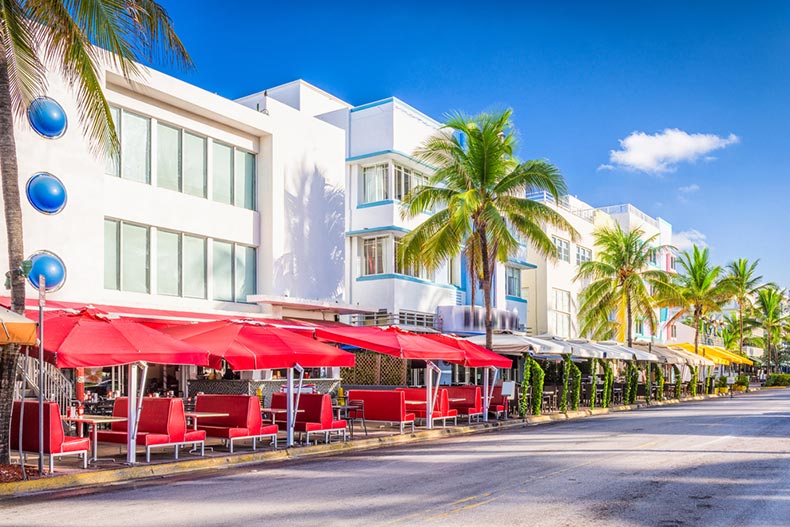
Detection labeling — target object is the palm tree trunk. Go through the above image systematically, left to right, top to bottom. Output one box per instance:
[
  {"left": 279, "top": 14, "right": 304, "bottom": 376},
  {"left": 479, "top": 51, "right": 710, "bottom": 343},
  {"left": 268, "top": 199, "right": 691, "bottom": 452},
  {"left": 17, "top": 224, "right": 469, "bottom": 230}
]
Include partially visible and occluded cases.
[
  {"left": 0, "top": 53, "right": 26, "bottom": 465},
  {"left": 477, "top": 226, "right": 493, "bottom": 350},
  {"left": 625, "top": 290, "right": 633, "bottom": 347},
  {"left": 739, "top": 302, "right": 744, "bottom": 355},
  {"left": 694, "top": 314, "right": 700, "bottom": 358}
]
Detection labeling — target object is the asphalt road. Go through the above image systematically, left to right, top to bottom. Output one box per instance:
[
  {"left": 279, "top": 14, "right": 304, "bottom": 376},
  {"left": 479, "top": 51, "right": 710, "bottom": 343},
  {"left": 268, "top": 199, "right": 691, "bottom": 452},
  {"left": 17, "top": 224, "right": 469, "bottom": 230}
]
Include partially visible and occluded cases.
[{"left": 4, "top": 390, "right": 790, "bottom": 527}]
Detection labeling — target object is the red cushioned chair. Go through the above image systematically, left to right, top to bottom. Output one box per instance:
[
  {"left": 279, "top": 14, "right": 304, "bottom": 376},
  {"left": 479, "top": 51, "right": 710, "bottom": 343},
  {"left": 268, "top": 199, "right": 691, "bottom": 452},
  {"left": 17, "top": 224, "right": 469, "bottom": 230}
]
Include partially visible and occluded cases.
[
  {"left": 488, "top": 385, "right": 510, "bottom": 420},
  {"left": 446, "top": 386, "right": 483, "bottom": 424},
  {"left": 395, "top": 387, "right": 458, "bottom": 427},
  {"left": 346, "top": 390, "right": 415, "bottom": 433},
  {"left": 271, "top": 393, "right": 346, "bottom": 445},
  {"left": 195, "top": 395, "right": 278, "bottom": 452},
  {"left": 97, "top": 397, "right": 206, "bottom": 462},
  {"left": 11, "top": 400, "right": 89, "bottom": 473}
]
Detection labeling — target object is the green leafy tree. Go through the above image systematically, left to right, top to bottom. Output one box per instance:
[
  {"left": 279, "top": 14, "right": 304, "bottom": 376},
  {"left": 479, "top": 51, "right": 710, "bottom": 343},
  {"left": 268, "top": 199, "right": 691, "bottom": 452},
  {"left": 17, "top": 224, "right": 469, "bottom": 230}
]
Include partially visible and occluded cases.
[
  {"left": 0, "top": 0, "right": 191, "bottom": 464},
  {"left": 399, "top": 109, "right": 577, "bottom": 349},
  {"left": 575, "top": 225, "right": 672, "bottom": 346},
  {"left": 662, "top": 246, "right": 732, "bottom": 359},
  {"left": 722, "top": 259, "right": 765, "bottom": 355},
  {"left": 746, "top": 288, "right": 789, "bottom": 373},
  {"left": 560, "top": 354, "right": 571, "bottom": 413},
  {"left": 531, "top": 360, "right": 545, "bottom": 416}
]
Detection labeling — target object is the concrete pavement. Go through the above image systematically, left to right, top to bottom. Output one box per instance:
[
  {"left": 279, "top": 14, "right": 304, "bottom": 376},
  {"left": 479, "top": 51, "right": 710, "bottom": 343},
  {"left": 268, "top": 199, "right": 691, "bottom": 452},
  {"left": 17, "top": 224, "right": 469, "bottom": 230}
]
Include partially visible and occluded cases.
[{"left": 3, "top": 390, "right": 789, "bottom": 526}]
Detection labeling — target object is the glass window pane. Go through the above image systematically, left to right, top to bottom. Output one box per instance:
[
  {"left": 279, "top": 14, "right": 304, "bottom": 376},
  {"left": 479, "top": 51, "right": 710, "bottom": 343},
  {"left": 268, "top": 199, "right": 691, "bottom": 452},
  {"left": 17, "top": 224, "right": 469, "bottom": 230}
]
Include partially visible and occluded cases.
[
  {"left": 105, "top": 107, "right": 121, "bottom": 176},
  {"left": 121, "top": 111, "right": 150, "bottom": 183},
  {"left": 157, "top": 123, "right": 181, "bottom": 191},
  {"left": 183, "top": 132, "right": 207, "bottom": 198},
  {"left": 213, "top": 142, "right": 233, "bottom": 204},
  {"left": 235, "top": 150, "right": 255, "bottom": 210},
  {"left": 362, "top": 164, "right": 388, "bottom": 203},
  {"left": 104, "top": 219, "right": 119, "bottom": 289},
  {"left": 121, "top": 223, "right": 149, "bottom": 293},
  {"left": 157, "top": 230, "right": 181, "bottom": 296},
  {"left": 183, "top": 235, "right": 206, "bottom": 298},
  {"left": 212, "top": 241, "right": 233, "bottom": 301},
  {"left": 235, "top": 245, "right": 256, "bottom": 302}
]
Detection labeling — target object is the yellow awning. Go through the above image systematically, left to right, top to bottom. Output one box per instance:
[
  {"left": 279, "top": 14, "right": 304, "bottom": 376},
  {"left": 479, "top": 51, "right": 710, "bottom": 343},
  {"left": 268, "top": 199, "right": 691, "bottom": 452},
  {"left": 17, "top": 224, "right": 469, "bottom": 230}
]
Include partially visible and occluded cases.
[
  {"left": 0, "top": 306, "right": 37, "bottom": 346},
  {"left": 676, "top": 343, "right": 731, "bottom": 366},
  {"left": 709, "top": 346, "right": 754, "bottom": 366}
]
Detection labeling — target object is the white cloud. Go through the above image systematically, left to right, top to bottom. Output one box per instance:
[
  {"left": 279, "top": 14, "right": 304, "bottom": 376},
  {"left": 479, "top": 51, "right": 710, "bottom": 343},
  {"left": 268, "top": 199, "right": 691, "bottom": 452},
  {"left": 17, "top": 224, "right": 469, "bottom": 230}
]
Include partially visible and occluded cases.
[
  {"left": 602, "top": 129, "right": 739, "bottom": 174},
  {"left": 678, "top": 184, "right": 700, "bottom": 194},
  {"left": 673, "top": 229, "right": 708, "bottom": 251}
]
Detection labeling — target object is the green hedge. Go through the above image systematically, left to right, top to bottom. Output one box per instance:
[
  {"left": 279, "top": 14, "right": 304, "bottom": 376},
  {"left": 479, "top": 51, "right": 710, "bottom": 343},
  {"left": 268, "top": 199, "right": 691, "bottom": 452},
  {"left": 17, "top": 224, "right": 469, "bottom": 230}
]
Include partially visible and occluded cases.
[{"left": 765, "top": 373, "right": 790, "bottom": 387}]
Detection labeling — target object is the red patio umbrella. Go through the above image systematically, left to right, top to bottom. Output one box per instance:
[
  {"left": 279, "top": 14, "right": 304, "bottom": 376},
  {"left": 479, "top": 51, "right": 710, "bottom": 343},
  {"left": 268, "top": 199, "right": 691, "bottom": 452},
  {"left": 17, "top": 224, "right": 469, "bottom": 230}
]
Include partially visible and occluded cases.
[
  {"left": 41, "top": 308, "right": 210, "bottom": 368},
  {"left": 161, "top": 319, "right": 355, "bottom": 370},
  {"left": 313, "top": 325, "right": 465, "bottom": 361},
  {"left": 422, "top": 333, "right": 512, "bottom": 368}
]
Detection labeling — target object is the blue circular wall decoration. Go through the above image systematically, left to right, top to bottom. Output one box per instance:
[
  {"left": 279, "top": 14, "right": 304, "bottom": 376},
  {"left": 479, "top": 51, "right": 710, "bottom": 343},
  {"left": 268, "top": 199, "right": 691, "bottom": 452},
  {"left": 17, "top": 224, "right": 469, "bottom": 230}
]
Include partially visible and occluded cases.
[
  {"left": 27, "top": 97, "right": 67, "bottom": 139},
  {"left": 26, "top": 173, "right": 67, "bottom": 214},
  {"left": 27, "top": 251, "right": 66, "bottom": 292}
]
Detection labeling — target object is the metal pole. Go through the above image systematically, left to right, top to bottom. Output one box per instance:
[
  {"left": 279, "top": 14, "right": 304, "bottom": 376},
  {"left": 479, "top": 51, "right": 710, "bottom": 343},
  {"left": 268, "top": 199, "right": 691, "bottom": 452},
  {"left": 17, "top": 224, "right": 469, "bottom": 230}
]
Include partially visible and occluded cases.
[
  {"left": 37, "top": 275, "right": 45, "bottom": 474},
  {"left": 425, "top": 362, "right": 434, "bottom": 430},
  {"left": 126, "top": 363, "right": 137, "bottom": 464},
  {"left": 482, "top": 366, "right": 490, "bottom": 422},
  {"left": 286, "top": 368, "right": 294, "bottom": 447}
]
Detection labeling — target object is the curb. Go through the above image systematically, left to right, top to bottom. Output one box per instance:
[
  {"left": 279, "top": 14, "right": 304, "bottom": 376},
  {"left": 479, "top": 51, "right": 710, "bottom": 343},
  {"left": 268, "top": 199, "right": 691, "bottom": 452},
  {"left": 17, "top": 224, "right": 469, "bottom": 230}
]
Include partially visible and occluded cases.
[{"left": 0, "top": 390, "right": 747, "bottom": 498}]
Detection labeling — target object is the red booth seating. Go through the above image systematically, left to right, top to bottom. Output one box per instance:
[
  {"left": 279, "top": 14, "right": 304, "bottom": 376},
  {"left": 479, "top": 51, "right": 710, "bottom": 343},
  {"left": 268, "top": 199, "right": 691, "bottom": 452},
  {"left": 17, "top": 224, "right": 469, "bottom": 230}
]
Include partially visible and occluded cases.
[
  {"left": 489, "top": 385, "right": 510, "bottom": 420},
  {"left": 446, "top": 386, "right": 483, "bottom": 423},
  {"left": 395, "top": 387, "right": 458, "bottom": 427},
  {"left": 346, "top": 390, "right": 415, "bottom": 434},
  {"left": 270, "top": 393, "right": 347, "bottom": 445},
  {"left": 195, "top": 395, "right": 278, "bottom": 452},
  {"left": 97, "top": 397, "right": 206, "bottom": 462},
  {"left": 11, "top": 400, "right": 89, "bottom": 473}
]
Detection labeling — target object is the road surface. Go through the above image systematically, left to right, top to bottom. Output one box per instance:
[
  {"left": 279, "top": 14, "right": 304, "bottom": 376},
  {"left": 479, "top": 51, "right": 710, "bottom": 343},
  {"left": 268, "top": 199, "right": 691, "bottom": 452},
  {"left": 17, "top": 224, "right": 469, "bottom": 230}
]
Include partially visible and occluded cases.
[{"left": 4, "top": 390, "right": 790, "bottom": 526}]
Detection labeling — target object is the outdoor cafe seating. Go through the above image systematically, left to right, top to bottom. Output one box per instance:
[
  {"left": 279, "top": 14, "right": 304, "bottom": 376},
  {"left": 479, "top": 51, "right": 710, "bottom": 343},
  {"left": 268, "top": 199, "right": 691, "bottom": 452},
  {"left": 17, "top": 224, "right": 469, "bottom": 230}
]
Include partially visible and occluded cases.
[
  {"left": 270, "top": 392, "right": 347, "bottom": 445},
  {"left": 194, "top": 394, "right": 279, "bottom": 452}
]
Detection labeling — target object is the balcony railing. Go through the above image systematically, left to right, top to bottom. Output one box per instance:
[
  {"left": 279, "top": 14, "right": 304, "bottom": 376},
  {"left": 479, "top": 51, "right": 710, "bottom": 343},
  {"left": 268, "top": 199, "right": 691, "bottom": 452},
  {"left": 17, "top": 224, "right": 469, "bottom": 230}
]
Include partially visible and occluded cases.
[
  {"left": 527, "top": 191, "right": 595, "bottom": 223},
  {"left": 596, "top": 203, "right": 659, "bottom": 228},
  {"left": 351, "top": 310, "right": 436, "bottom": 329}
]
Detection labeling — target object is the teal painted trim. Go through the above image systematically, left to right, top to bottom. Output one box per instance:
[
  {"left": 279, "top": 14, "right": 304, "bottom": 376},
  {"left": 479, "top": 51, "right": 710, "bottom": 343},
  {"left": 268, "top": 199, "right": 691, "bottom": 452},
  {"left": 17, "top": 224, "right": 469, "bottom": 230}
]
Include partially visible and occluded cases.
[
  {"left": 350, "top": 97, "right": 395, "bottom": 113},
  {"left": 346, "top": 149, "right": 436, "bottom": 170},
  {"left": 357, "top": 199, "right": 394, "bottom": 209},
  {"left": 345, "top": 225, "right": 410, "bottom": 236},
  {"left": 507, "top": 259, "right": 538, "bottom": 269},
  {"left": 356, "top": 273, "right": 462, "bottom": 291},
  {"left": 506, "top": 295, "right": 527, "bottom": 304}
]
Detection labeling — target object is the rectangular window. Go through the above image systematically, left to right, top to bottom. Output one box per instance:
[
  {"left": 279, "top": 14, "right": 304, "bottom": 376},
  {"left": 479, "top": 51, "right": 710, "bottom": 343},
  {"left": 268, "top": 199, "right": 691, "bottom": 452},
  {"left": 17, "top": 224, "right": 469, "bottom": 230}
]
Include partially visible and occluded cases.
[
  {"left": 105, "top": 107, "right": 121, "bottom": 177},
  {"left": 121, "top": 111, "right": 150, "bottom": 183},
  {"left": 157, "top": 123, "right": 182, "bottom": 192},
  {"left": 183, "top": 132, "right": 207, "bottom": 198},
  {"left": 212, "top": 142, "right": 234, "bottom": 205},
  {"left": 235, "top": 150, "right": 255, "bottom": 210},
  {"left": 361, "top": 164, "right": 389, "bottom": 204},
  {"left": 104, "top": 219, "right": 120, "bottom": 289},
  {"left": 121, "top": 222, "right": 149, "bottom": 293},
  {"left": 157, "top": 230, "right": 181, "bottom": 296},
  {"left": 183, "top": 235, "right": 206, "bottom": 298},
  {"left": 552, "top": 236, "right": 570, "bottom": 263},
  {"left": 362, "top": 237, "right": 385, "bottom": 275},
  {"left": 212, "top": 241, "right": 234, "bottom": 302},
  {"left": 235, "top": 245, "right": 256, "bottom": 302},
  {"left": 576, "top": 246, "right": 592, "bottom": 265},
  {"left": 648, "top": 249, "right": 658, "bottom": 266},
  {"left": 670, "top": 256, "right": 677, "bottom": 270},
  {"left": 506, "top": 267, "right": 521, "bottom": 297},
  {"left": 551, "top": 288, "right": 571, "bottom": 338},
  {"left": 553, "top": 288, "right": 571, "bottom": 313},
  {"left": 636, "top": 319, "right": 645, "bottom": 335},
  {"left": 670, "top": 324, "right": 677, "bottom": 338}
]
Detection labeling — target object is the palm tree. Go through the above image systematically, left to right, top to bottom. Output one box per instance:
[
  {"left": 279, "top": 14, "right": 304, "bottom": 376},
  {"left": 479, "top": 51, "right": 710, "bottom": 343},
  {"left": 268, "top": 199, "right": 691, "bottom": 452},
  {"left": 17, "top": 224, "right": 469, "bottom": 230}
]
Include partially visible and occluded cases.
[
  {"left": 0, "top": 1, "right": 191, "bottom": 464},
  {"left": 399, "top": 110, "right": 577, "bottom": 349},
  {"left": 575, "top": 225, "right": 672, "bottom": 346},
  {"left": 663, "top": 246, "right": 732, "bottom": 358},
  {"left": 722, "top": 259, "right": 764, "bottom": 356},
  {"left": 746, "top": 288, "right": 788, "bottom": 373},
  {"left": 720, "top": 312, "right": 742, "bottom": 352}
]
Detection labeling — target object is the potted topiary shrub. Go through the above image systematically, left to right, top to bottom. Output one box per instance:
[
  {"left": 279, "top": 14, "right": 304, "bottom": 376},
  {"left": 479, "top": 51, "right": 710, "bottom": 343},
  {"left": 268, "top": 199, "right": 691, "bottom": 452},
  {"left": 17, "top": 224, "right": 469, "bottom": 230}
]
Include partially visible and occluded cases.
[{"left": 715, "top": 376, "right": 729, "bottom": 395}]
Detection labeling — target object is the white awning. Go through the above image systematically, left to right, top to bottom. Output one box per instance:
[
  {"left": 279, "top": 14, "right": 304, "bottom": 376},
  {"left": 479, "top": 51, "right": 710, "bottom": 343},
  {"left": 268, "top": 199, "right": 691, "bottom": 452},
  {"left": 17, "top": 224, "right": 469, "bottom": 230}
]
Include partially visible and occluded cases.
[
  {"left": 465, "top": 333, "right": 566, "bottom": 356},
  {"left": 597, "top": 341, "right": 660, "bottom": 362}
]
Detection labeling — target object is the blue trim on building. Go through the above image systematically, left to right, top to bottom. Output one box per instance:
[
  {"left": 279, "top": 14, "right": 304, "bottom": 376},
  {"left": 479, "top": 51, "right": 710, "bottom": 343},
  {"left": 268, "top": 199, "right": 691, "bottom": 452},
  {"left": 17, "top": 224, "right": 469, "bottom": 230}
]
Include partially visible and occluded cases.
[
  {"left": 349, "top": 97, "right": 395, "bottom": 113},
  {"left": 350, "top": 97, "right": 441, "bottom": 127},
  {"left": 346, "top": 149, "right": 436, "bottom": 170},
  {"left": 356, "top": 199, "right": 394, "bottom": 209},
  {"left": 345, "top": 225, "right": 410, "bottom": 236},
  {"left": 507, "top": 259, "right": 538, "bottom": 269},
  {"left": 356, "top": 273, "right": 462, "bottom": 291},
  {"left": 506, "top": 295, "right": 528, "bottom": 304}
]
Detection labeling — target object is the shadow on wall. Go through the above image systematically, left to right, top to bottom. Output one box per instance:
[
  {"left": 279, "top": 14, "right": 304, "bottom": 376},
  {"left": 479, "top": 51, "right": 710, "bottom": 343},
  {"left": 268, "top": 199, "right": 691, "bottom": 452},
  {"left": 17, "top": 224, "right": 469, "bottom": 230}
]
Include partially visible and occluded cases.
[{"left": 274, "top": 164, "right": 345, "bottom": 300}]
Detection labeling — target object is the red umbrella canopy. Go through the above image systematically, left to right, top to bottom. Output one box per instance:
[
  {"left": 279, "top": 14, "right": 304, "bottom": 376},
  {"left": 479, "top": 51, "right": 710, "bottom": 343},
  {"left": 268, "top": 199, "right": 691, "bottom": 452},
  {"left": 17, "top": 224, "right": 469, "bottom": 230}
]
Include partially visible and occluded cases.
[
  {"left": 41, "top": 309, "right": 210, "bottom": 368},
  {"left": 162, "top": 319, "right": 356, "bottom": 370},
  {"left": 313, "top": 326, "right": 465, "bottom": 361},
  {"left": 422, "top": 333, "right": 512, "bottom": 368}
]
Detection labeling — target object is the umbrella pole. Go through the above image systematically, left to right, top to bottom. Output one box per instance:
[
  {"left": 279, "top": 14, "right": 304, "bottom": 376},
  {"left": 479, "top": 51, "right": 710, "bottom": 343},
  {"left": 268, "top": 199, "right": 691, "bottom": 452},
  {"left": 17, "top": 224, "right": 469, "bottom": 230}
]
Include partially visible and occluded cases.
[
  {"left": 37, "top": 278, "right": 45, "bottom": 475},
  {"left": 126, "top": 363, "right": 137, "bottom": 464},
  {"left": 135, "top": 363, "right": 148, "bottom": 437},
  {"left": 425, "top": 363, "right": 433, "bottom": 430},
  {"left": 286, "top": 368, "right": 294, "bottom": 448}
]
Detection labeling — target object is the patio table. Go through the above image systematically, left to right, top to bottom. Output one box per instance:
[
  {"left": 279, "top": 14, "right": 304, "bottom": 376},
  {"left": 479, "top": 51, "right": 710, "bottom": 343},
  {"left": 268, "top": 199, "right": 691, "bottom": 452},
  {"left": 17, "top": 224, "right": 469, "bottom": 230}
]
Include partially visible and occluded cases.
[
  {"left": 332, "top": 403, "right": 364, "bottom": 438},
  {"left": 261, "top": 407, "right": 303, "bottom": 424},
  {"left": 184, "top": 411, "right": 229, "bottom": 431},
  {"left": 62, "top": 414, "right": 127, "bottom": 463}
]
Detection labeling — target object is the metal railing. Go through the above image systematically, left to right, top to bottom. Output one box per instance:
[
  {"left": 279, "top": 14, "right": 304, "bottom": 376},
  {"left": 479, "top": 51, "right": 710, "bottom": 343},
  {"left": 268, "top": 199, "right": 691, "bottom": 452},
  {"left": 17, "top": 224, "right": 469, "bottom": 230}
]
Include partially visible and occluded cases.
[
  {"left": 527, "top": 191, "right": 595, "bottom": 222},
  {"left": 596, "top": 203, "right": 659, "bottom": 228},
  {"left": 351, "top": 310, "right": 437, "bottom": 329},
  {"left": 14, "top": 353, "right": 74, "bottom": 410}
]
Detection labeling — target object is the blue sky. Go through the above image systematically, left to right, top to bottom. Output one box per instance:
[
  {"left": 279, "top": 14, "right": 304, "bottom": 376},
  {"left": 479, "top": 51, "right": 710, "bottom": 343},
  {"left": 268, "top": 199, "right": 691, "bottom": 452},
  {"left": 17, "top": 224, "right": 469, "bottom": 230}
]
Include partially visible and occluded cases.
[{"left": 159, "top": 0, "right": 790, "bottom": 286}]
